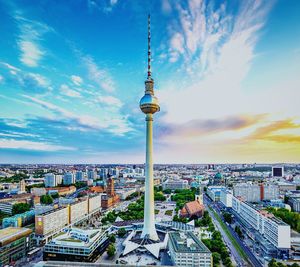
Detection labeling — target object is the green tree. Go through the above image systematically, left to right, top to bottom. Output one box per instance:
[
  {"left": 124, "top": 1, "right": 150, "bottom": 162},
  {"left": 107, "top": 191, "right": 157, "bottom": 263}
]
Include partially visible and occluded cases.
[
  {"left": 40, "top": 194, "right": 53, "bottom": 205},
  {"left": 12, "top": 203, "right": 30, "bottom": 215},
  {"left": 223, "top": 212, "right": 232, "bottom": 224},
  {"left": 117, "top": 228, "right": 126, "bottom": 237},
  {"left": 109, "top": 234, "right": 116, "bottom": 243},
  {"left": 107, "top": 243, "right": 116, "bottom": 257},
  {"left": 212, "top": 252, "right": 221, "bottom": 267},
  {"left": 268, "top": 259, "right": 278, "bottom": 267}
]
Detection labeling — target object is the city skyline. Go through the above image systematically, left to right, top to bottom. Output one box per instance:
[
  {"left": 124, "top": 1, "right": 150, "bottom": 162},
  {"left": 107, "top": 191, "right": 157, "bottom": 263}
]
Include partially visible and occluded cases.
[{"left": 0, "top": 0, "right": 300, "bottom": 164}]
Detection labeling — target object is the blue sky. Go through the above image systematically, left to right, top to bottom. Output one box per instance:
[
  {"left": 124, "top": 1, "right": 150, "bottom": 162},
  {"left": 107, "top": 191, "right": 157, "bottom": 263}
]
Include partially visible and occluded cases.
[{"left": 0, "top": 0, "right": 299, "bottom": 164}]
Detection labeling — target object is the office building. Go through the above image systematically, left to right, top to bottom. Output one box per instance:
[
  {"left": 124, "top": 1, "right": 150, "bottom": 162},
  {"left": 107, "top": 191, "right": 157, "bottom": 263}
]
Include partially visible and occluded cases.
[
  {"left": 63, "top": 172, "right": 75, "bottom": 185},
  {"left": 44, "top": 173, "right": 56, "bottom": 187},
  {"left": 163, "top": 178, "right": 189, "bottom": 190},
  {"left": 233, "top": 183, "right": 279, "bottom": 202},
  {"left": 206, "top": 186, "right": 226, "bottom": 202},
  {"left": 220, "top": 189, "right": 233, "bottom": 207},
  {"left": 232, "top": 195, "right": 290, "bottom": 250},
  {"left": 69, "top": 199, "right": 89, "bottom": 223},
  {"left": 0, "top": 202, "right": 14, "bottom": 215},
  {"left": 35, "top": 206, "right": 69, "bottom": 237},
  {"left": 2, "top": 210, "right": 35, "bottom": 228},
  {"left": 0, "top": 227, "right": 32, "bottom": 266},
  {"left": 43, "top": 228, "right": 109, "bottom": 262},
  {"left": 168, "top": 232, "right": 212, "bottom": 267}
]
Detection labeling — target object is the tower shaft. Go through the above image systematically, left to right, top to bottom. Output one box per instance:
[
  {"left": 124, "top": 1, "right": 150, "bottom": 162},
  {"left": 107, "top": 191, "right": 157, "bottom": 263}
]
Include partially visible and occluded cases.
[{"left": 141, "top": 113, "right": 158, "bottom": 240}]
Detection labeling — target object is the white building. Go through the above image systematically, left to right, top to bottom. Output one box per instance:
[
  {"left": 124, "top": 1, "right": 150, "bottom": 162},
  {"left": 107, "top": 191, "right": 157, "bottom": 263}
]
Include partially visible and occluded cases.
[
  {"left": 163, "top": 178, "right": 188, "bottom": 190},
  {"left": 233, "top": 183, "right": 279, "bottom": 202},
  {"left": 206, "top": 186, "right": 226, "bottom": 202},
  {"left": 220, "top": 190, "right": 232, "bottom": 207},
  {"left": 232, "top": 195, "right": 290, "bottom": 249},
  {"left": 168, "top": 232, "right": 212, "bottom": 267}
]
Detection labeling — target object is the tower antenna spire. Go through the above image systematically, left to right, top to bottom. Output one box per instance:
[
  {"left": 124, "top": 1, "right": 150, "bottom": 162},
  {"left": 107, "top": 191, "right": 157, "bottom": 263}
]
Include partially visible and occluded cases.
[{"left": 147, "top": 14, "right": 151, "bottom": 79}]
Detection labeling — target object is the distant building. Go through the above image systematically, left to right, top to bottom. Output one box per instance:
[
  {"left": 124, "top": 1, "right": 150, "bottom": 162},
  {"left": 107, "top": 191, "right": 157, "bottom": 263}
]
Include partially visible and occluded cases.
[
  {"left": 272, "top": 166, "right": 284, "bottom": 177},
  {"left": 87, "top": 170, "right": 97, "bottom": 180},
  {"left": 75, "top": 171, "right": 84, "bottom": 181},
  {"left": 63, "top": 172, "right": 75, "bottom": 185},
  {"left": 44, "top": 173, "right": 56, "bottom": 187},
  {"left": 101, "top": 178, "right": 119, "bottom": 209},
  {"left": 163, "top": 178, "right": 188, "bottom": 190},
  {"left": 19, "top": 179, "right": 26, "bottom": 193},
  {"left": 233, "top": 183, "right": 279, "bottom": 202},
  {"left": 206, "top": 186, "right": 226, "bottom": 202},
  {"left": 31, "top": 187, "right": 47, "bottom": 196},
  {"left": 220, "top": 190, "right": 233, "bottom": 207},
  {"left": 288, "top": 197, "right": 300, "bottom": 212},
  {"left": 180, "top": 200, "right": 204, "bottom": 219},
  {"left": 2, "top": 210, "right": 35, "bottom": 228},
  {"left": 0, "top": 227, "right": 32, "bottom": 266},
  {"left": 43, "top": 228, "right": 109, "bottom": 262},
  {"left": 168, "top": 231, "right": 212, "bottom": 267}
]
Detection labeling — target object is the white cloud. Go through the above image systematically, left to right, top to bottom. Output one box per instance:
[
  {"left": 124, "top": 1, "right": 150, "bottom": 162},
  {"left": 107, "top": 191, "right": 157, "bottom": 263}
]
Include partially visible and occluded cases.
[
  {"left": 14, "top": 14, "right": 52, "bottom": 67},
  {"left": 19, "top": 41, "right": 44, "bottom": 67},
  {"left": 82, "top": 55, "right": 115, "bottom": 92},
  {"left": 27, "top": 73, "right": 49, "bottom": 87},
  {"left": 0, "top": 75, "right": 3, "bottom": 83},
  {"left": 71, "top": 75, "right": 83, "bottom": 86},
  {"left": 60, "top": 84, "right": 81, "bottom": 98},
  {"left": 22, "top": 95, "right": 131, "bottom": 134},
  {"left": 97, "top": 95, "right": 122, "bottom": 108},
  {"left": 0, "top": 139, "right": 75, "bottom": 151}
]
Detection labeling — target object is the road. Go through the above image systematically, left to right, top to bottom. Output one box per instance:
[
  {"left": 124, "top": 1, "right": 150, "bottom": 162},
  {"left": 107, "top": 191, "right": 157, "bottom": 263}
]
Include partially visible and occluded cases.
[
  {"left": 205, "top": 195, "right": 264, "bottom": 267},
  {"left": 204, "top": 197, "right": 245, "bottom": 267}
]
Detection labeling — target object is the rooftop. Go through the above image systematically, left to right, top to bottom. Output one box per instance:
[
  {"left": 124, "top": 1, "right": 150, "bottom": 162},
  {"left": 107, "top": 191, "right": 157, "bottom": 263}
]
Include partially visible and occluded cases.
[
  {"left": 0, "top": 227, "right": 32, "bottom": 246},
  {"left": 46, "top": 228, "right": 103, "bottom": 248},
  {"left": 168, "top": 231, "right": 211, "bottom": 254}
]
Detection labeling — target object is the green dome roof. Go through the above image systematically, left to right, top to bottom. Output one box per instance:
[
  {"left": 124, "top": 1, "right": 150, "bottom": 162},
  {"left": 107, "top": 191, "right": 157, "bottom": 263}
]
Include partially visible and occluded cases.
[{"left": 214, "top": 172, "right": 223, "bottom": 179}]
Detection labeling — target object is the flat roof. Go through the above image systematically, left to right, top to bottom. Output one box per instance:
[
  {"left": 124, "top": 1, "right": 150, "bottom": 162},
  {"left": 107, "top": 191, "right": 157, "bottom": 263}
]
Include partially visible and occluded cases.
[
  {"left": 0, "top": 227, "right": 32, "bottom": 246},
  {"left": 46, "top": 228, "right": 104, "bottom": 248},
  {"left": 169, "top": 231, "right": 211, "bottom": 254}
]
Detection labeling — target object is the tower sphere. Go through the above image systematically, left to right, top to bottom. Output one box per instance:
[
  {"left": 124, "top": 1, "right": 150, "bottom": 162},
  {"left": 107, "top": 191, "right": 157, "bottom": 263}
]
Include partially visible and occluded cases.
[{"left": 140, "top": 94, "right": 160, "bottom": 114}]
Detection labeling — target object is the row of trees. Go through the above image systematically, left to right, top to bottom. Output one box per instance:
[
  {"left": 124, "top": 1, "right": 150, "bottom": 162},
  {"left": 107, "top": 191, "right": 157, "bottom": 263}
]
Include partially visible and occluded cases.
[
  {"left": 0, "top": 173, "right": 29, "bottom": 183},
  {"left": 12, "top": 203, "right": 30, "bottom": 215},
  {"left": 267, "top": 207, "right": 300, "bottom": 232},
  {"left": 268, "top": 259, "right": 299, "bottom": 267}
]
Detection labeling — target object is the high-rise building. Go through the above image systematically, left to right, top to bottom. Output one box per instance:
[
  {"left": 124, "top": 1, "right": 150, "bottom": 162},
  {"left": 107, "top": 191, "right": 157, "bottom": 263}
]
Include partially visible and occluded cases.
[
  {"left": 99, "top": 168, "right": 108, "bottom": 179},
  {"left": 87, "top": 170, "right": 97, "bottom": 180},
  {"left": 75, "top": 171, "right": 84, "bottom": 181},
  {"left": 63, "top": 172, "right": 75, "bottom": 185},
  {"left": 45, "top": 173, "right": 57, "bottom": 187}
]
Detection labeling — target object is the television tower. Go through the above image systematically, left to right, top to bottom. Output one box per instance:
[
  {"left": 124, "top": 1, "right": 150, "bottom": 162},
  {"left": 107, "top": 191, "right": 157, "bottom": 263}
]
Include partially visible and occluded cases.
[{"left": 140, "top": 14, "right": 160, "bottom": 241}]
